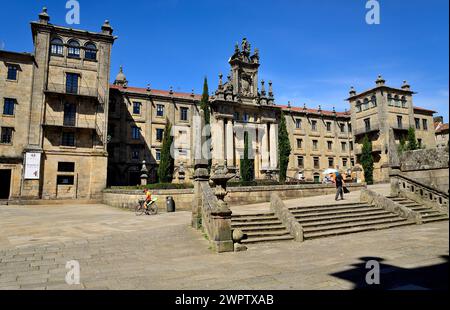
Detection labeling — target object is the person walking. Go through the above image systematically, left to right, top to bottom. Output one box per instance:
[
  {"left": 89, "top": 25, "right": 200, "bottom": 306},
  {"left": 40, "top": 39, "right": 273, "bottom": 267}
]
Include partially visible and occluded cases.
[{"left": 332, "top": 171, "right": 345, "bottom": 201}]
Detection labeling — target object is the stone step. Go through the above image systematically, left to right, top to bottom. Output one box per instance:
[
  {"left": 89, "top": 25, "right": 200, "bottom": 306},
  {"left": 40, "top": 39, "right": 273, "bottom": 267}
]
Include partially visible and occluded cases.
[
  {"left": 288, "top": 202, "right": 363, "bottom": 211},
  {"left": 290, "top": 204, "right": 371, "bottom": 214},
  {"left": 294, "top": 206, "right": 384, "bottom": 219},
  {"left": 408, "top": 206, "right": 433, "bottom": 212},
  {"left": 296, "top": 209, "right": 390, "bottom": 223},
  {"left": 417, "top": 209, "right": 441, "bottom": 215},
  {"left": 232, "top": 212, "right": 275, "bottom": 218},
  {"left": 300, "top": 213, "right": 400, "bottom": 228},
  {"left": 421, "top": 213, "right": 449, "bottom": 220},
  {"left": 231, "top": 215, "right": 279, "bottom": 223},
  {"left": 422, "top": 216, "right": 449, "bottom": 223},
  {"left": 302, "top": 217, "right": 410, "bottom": 234},
  {"left": 231, "top": 220, "right": 283, "bottom": 228},
  {"left": 303, "top": 220, "right": 415, "bottom": 239},
  {"left": 237, "top": 225, "right": 288, "bottom": 233},
  {"left": 245, "top": 230, "right": 291, "bottom": 238},
  {"left": 241, "top": 235, "right": 294, "bottom": 244}
]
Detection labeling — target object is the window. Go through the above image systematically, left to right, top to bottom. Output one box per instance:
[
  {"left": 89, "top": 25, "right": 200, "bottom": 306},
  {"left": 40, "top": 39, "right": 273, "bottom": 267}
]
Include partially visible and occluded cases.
[
  {"left": 50, "top": 38, "right": 64, "bottom": 55},
  {"left": 67, "top": 40, "right": 81, "bottom": 58},
  {"left": 84, "top": 42, "right": 97, "bottom": 60},
  {"left": 7, "top": 65, "right": 18, "bottom": 80},
  {"left": 66, "top": 73, "right": 79, "bottom": 94},
  {"left": 387, "top": 94, "right": 393, "bottom": 106},
  {"left": 371, "top": 95, "right": 377, "bottom": 107},
  {"left": 401, "top": 96, "right": 407, "bottom": 108},
  {"left": 3, "top": 98, "right": 15, "bottom": 115},
  {"left": 363, "top": 98, "right": 369, "bottom": 110},
  {"left": 356, "top": 101, "right": 362, "bottom": 112},
  {"left": 133, "top": 102, "right": 141, "bottom": 115},
  {"left": 63, "top": 103, "right": 76, "bottom": 126},
  {"left": 156, "top": 104, "right": 165, "bottom": 117},
  {"left": 180, "top": 107, "right": 188, "bottom": 121},
  {"left": 233, "top": 112, "right": 240, "bottom": 121},
  {"left": 243, "top": 113, "right": 249, "bottom": 123},
  {"left": 397, "top": 116, "right": 403, "bottom": 128},
  {"left": 364, "top": 118, "right": 371, "bottom": 132},
  {"left": 415, "top": 118, "right": 420, "bottom": 130},
  {"left": 295, "top": 119, "right": 302, "bottom": 129},
  {"left": 422, "top": 119, "right": 428, "bottom": 130},
  {"left": 311, "top": 120, "right": 317, "bottom": 131},
  {"left": 326, "top": 122, "right": 331, "bottom": 132},
  {"left": 340, "top": 123, "right": 345, "bottom": 133},
  {"left": 348, "top": 124, "right": 352, "bottom": 133},
  {"left": 131, "top": 126, "right": 140, "bottom": 140},
  {"left": 1, "top": 127, "right": 13, "bottom": 144},
  {"left": 156, "top": 128, "right": 164, "bottom": 142},
  {"left": 61, "top": 132, "right": 75, "bottom": 146},
  {"left": 296, "top": 139, "right": 303, "bottom": 149},
  {"left": 418, "top": 139, "right": 422, "bottom": 148},
  {"left": 312, "top": 140, "right": 318, "bottom": 151},
  {"left": 327, "top": 141, "right": 333, "bottom": 150},
  {"left": 350, "top": 141, "right": 354, "bottom": 151},
  {"left": 341, "top": 142, "right": 347, "bottom": 152},
  {"left": 131, "top": 148, "right": 140, "bottom": 160},
  {"left": 155, "top": 149, "right": 161, "bottom": 161},
  {"left": 297, "top": 156, "right": 304, "bottom": 168},
  {"left": 313, "top": 157, "right": 320, "bottom": 169},
  {"left": 328, "top": 157, "right": 334, "bottom": 168},
  {"left": 343, "top": 158, "right": 348, "bottom": 167},
  {"left": 351, "top": 158, "right": 355, "bottom": 167},
  {"left": 58, "top": 162, "right": 75, "bottom": 172},
  {"left": 313, "top": 174, "right": 320, "bottom": 183},
  {"left": 57, "top": 175, "right": 74, "bottom": 185}
]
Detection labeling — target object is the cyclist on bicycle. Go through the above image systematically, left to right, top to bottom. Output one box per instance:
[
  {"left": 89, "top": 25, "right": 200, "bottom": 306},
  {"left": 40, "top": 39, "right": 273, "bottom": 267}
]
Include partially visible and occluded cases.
[{"left": 143, "top": 189, "right": 154, "bottom": 210}]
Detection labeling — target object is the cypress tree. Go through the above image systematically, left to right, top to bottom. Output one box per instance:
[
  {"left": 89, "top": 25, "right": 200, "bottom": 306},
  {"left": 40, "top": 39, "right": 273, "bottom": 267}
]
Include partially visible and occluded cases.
[
  {"left": 199, "top": 78, "right": 212, "bottom": 171},
  {"left": 278, "top": 111, "right": 291, "bottom": 183},
  {"left": 158, "top": 120, "right": 174, "bottom": 183},
  {"left": 406, "top": 127, "right": 418, "bottom": 151},
  {"left": 240, "top": 131, "right": 254, "bottom": 182},
  {"left": 360, "top": 135, "right": 374, "bottom": 185}
]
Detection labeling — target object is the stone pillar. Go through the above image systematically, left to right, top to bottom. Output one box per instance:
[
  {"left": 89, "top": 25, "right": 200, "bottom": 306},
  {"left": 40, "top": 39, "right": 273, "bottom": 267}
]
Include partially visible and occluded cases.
[
  {"left": 213, "top": 118, "right": 225, "bottom": 165},
  {"left": 226, "top": 119, "right": 234, "bottom": 168},
  {"left": 260, "top": 123, "right": 269, "bottom": 170},
  {"left": 269, "top": 123, "right": 278, "bottom": 169}
]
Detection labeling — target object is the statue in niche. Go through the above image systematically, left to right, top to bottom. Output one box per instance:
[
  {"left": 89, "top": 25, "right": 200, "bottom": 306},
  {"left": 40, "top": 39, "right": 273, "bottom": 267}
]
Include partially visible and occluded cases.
[{"left": 240, "top": 73, "right": 253, "bottom": 97}]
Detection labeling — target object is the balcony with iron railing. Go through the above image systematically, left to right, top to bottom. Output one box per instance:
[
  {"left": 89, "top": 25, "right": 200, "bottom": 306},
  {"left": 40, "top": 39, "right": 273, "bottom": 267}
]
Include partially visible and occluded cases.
[
  {"left": 44, "top": 82, "right": 106, "bottom": 105},
  {"left": 43, "top": 114, "right": 97, "bottom": 130},
  {"left": 353, "top": 124, "right": 380, "bottom": 137}
]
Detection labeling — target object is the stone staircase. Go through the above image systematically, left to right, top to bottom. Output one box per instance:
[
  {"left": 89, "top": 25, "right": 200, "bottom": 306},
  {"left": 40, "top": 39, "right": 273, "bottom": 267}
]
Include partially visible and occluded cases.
[
  {"left": 386, "top": 196, "right": 449, "bottom": 223},
  {"left": 290, "top": 202, "right": 416, "bottom": 240},
  {"left": 231, "top": 212, "right": 294, "bottom": 244}
]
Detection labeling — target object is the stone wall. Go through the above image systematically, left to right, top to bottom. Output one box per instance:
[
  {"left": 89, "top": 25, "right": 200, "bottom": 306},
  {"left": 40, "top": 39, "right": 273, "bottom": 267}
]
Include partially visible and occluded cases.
[
  {"left": 398, "top": 148, "right": 449, "bottom": 193},
  {"left": 103, "top": 183, "right": 366, "bottom": 211}
]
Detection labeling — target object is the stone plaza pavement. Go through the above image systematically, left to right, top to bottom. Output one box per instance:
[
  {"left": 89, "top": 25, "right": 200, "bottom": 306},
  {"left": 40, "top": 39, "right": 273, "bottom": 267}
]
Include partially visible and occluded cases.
[{"left": 0, "top": 188, "right": 448, "bottom": 290}]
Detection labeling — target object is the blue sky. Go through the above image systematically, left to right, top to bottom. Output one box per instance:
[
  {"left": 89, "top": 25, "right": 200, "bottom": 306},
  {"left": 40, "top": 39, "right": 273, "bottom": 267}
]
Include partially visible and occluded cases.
[{"left": 1, "top": 0, "right": 448, "bottom": 121}]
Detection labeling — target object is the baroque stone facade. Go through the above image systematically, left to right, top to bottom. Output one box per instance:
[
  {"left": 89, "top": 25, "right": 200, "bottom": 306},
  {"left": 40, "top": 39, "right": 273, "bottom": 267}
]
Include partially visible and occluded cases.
[{"left": 0, "top": 8, "right": 440, "bottom": 199}]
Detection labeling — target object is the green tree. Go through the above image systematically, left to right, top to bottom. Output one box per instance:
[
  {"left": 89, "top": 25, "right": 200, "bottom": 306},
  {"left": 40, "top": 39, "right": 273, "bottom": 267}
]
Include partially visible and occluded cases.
[
  {"left": 199, "top": 78, "right": 212, "bottom": 171},
  {"left": 278, "top": 112, "right": 291, "bottom": 183},
  {"left": 158, "top": 120, "right": 174, "bottom": 183},
  {"left": 406, "top": 127, "right": 419, "bottom": 151},
  {"left": 240, "top": 131, "right": 254, "bottom": 182},
  {"left": 360, "top": 135, "right": 374, "bottom": 185},
  {"left": 398, "top": 137, "right": 407, "bottom": 155}
]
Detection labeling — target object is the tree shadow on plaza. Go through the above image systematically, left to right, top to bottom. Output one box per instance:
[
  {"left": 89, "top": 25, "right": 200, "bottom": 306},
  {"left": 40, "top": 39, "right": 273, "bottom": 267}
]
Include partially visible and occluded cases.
[{"left": 330, "top": 255, "right": 449, "bottom": 290}]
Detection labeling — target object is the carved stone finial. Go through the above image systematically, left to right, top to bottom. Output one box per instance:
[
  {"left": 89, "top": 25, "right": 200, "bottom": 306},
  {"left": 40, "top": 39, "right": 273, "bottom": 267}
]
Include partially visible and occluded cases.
[
  {"left": 39, "top": 7, "right": 50, "bottom": 23},
  {"left": 102, "top": 20, "right": 114, "bottom": 35},
  {"left": 218, "top": 73, "right": 223, "bottom": 89},
  {"left": 376, "top": 75, "right": 385, "bottom": 86},
  {"left": 260, "top": 79, "right": 266, "bottom": 96},
  {"left": 401, "top": 80, "right": 411, "bottom": 91},
  {"left": 268, "top": 81, "right": 273, "bottom": 98},
  {"left": 146, "top": 84, "right": 151, "bottom": 92},
  {"left": 169, "top": 86, "right": 173, "bottom": 95},
  {"left": 349, "top": 86, "right": 357, "bottom": 96},
  {"left": 191, "top": 89, "right": 195, "bottom": 97},
  {"left": 288, "top": 101, "right": 291, "bottom": 108},
  {"left": 303, "top": 103, "right": 307, "bottom": 110},
  {"left": 318, "top": 105, "right": 322, "bottom": 113}
]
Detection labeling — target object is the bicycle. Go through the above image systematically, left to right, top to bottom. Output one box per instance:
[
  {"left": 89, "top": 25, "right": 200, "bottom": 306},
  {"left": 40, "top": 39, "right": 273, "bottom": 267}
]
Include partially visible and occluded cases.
[{"left": 135, "top": 198, "right": 158, "bottom": 216}]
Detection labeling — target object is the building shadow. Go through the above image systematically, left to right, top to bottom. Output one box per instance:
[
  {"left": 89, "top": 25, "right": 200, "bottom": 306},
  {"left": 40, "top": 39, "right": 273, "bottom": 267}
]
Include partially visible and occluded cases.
[{"left": 330, "top": 255, "right": 449, "bottom": 290}]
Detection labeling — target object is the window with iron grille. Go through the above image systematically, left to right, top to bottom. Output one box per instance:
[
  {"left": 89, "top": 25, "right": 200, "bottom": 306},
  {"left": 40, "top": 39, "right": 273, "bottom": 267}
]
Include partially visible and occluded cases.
[
  {"left": 7, "top": 65, "right": 18, "bottom": 80},
  {"left": 66, "top": 73, "right": 79, "bottom": 94},
  {"left": 3, "top": 98, "right": 15, "bottom": 115},
  {"left": 0, "top": 127, "right": 13, "bottom": 144},
  {"left": 61, "top": 132, "right": 75, "bottom": 146}
]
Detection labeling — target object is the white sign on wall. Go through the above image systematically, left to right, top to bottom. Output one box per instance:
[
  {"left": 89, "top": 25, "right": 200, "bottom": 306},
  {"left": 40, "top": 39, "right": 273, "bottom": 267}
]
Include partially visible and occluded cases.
[{"left": 24, "top": 152, "right": 41, "bottom": 180}]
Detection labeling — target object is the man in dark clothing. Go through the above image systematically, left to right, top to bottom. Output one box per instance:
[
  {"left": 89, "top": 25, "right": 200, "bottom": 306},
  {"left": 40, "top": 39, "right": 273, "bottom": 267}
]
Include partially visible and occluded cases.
[{"left": 333, "top": 172, "right": 345, "bottom": 201}]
